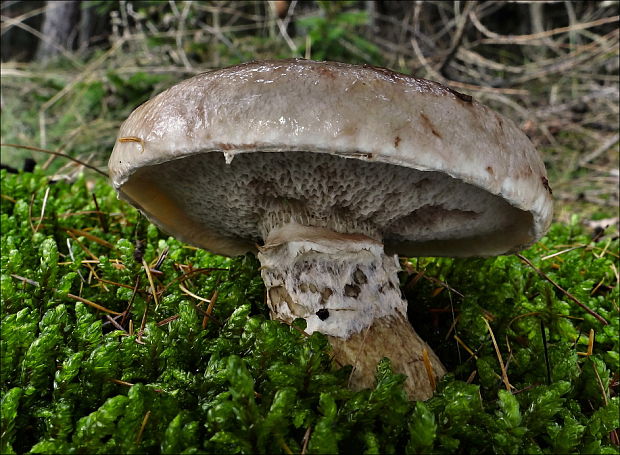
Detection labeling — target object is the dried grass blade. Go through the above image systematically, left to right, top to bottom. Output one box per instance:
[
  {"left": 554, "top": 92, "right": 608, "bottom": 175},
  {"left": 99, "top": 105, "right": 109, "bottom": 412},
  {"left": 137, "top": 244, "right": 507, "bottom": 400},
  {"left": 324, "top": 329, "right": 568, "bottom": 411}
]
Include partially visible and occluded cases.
[
  {"left": 34, "top": 186, "right": 50, "bottom": 232},
  {"left": 66, "top": 228, "right": 115, "bottom": 249},
  {"left": 65, "top": 230, "right": 99, "bottom": 261},
  {"left": 142, "top": 258, "right": 160, "bottom": 310},
  {"left": 10, "top": 274, "right": 40, "bottom": 287},
  {"left": 179, "top": 283, "right": 211, "bottom": 304},
  {"left": 202, "top": 290, "right": 219, "bottom": 329},
  {"left": 105, "top": 314, "right": 127, "bottom": 333},
  {"left": 482, "top": 316, "right": 512, "bottom": 391},
  {"left": 454, "top": 335, "right": 478, "bottom": 359},
  {"left": 109, "top": 378, "right": 134, "bottom": 387},
  {"left": 135, "top": 410, "right": 151, "bottom": 444}
]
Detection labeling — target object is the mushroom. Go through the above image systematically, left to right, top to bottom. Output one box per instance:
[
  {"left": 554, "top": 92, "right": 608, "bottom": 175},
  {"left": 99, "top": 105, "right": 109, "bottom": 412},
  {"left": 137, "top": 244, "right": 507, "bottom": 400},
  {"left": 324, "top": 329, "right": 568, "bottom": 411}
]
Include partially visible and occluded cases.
[{"left": 109, "top": 59, "right": 553, "bottom": 400}]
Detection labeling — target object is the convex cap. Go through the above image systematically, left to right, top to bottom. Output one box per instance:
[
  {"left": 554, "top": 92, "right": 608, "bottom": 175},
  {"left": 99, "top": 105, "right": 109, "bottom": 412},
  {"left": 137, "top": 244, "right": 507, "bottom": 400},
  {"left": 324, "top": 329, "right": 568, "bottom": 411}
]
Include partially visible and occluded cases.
[{"left": 109, "top": 59, "right": 553, "bottom": 257}]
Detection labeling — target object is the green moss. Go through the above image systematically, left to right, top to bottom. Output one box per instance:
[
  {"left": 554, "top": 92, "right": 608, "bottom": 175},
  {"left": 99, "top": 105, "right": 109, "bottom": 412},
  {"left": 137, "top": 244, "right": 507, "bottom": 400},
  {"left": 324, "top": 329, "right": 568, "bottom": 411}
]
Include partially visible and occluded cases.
[{"left": 1, "top": 168, "right": 618, "bottom": 454}]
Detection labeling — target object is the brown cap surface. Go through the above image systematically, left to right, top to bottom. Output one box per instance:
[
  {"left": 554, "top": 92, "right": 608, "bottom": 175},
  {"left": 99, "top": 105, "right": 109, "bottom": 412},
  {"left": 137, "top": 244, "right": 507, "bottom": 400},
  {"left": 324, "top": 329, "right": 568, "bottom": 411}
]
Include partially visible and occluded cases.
[{"left": 109, "top": 59, "right": 553, "bottom": 257}]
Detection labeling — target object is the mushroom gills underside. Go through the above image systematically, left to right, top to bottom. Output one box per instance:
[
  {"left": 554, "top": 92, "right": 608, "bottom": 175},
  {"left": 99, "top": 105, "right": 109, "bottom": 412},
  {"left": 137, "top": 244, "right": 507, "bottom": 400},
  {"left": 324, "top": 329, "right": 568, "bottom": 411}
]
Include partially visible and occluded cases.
[{"left": 119, "top": 150, "right": 533, "bottom": 257}]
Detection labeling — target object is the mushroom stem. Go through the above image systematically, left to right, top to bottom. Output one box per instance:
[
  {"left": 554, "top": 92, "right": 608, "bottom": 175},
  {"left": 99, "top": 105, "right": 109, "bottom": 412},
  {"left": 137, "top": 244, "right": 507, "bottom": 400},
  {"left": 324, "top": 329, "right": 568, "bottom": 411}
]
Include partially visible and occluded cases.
[{"left": 258, "top": 222, "right": 445, "bottom": 400}]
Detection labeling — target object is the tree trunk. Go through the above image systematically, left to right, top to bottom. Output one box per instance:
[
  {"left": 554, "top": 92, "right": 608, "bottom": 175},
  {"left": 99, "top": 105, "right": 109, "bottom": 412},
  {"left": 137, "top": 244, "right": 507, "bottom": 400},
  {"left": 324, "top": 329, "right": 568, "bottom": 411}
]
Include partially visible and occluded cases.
[{"left": 35, "top": 0, "right": 80, "bottom": 61}]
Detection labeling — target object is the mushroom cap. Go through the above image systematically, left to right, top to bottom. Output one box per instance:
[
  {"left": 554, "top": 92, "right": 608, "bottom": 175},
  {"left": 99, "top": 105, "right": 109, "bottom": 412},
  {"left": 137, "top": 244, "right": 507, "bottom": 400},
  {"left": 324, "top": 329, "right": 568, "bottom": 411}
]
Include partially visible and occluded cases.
[{"left": 109, "top": 59, "right": 553, "bottom": 257}]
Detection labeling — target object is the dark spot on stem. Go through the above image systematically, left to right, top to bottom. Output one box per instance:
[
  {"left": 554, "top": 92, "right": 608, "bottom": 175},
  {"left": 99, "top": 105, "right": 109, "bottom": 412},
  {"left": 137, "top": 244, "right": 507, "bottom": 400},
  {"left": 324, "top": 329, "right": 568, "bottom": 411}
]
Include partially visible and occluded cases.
[
  {"left": 353, "top": 268, "right": 367, "bottom": 285},
  {"left": 344, "top": 284, "right": 361, "bottom": 298},
  {"left": 316, "top": 308, "right": 330, "bottom": 320}
]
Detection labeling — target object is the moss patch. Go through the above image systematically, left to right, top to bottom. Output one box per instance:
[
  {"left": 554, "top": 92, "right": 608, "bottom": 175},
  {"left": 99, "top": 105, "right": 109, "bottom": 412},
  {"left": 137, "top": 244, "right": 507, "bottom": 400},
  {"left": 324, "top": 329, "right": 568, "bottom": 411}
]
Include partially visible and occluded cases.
[{"left": 1, "top": 169, "right": 618, "bottom": 454}]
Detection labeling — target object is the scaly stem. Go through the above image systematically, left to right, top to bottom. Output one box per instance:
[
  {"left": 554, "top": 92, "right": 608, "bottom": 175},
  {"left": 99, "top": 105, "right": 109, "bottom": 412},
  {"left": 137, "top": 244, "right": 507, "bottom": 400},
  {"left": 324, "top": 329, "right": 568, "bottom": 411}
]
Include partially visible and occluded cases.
[{"left": 258, "top": 223, "right": 445, "bottom": 400}]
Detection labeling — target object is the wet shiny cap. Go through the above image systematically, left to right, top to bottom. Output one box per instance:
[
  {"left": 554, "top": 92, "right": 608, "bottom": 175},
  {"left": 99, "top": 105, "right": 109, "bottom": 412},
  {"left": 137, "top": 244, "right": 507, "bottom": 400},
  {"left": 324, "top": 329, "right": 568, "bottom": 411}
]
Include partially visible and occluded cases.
[{"left": 108, "top": 59, "right": 553, "bottom": 257}]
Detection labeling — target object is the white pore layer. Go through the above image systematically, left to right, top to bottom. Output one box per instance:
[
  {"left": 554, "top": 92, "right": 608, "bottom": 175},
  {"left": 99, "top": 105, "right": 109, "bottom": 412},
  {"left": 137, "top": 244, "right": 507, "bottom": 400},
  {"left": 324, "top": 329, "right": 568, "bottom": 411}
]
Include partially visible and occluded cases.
[{"left": 258, "top": 227, "right": 408, "bottom": 338}]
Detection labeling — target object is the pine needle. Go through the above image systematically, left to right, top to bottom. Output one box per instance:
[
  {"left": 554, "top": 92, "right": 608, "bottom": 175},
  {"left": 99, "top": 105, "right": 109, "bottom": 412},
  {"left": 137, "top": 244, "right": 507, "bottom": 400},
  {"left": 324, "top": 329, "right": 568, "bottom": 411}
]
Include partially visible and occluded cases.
[
  {"left": 516, "top": 253, "right": 608, "bottom": 325},
  {"left": 66, "top": 293, "right": 122, "bottom": 315},
  {"left": 482, "top": 316, "right": 512, "bottom": 391},
  {"left": 135, "top": 410, "right": 151, "bottom": 444}
]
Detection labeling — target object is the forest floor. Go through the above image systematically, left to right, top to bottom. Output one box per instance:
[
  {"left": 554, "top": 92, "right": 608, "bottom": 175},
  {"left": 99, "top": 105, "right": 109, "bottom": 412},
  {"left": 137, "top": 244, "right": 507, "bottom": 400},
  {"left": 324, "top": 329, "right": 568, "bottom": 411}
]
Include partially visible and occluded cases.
[{"left": 1, "top": 3, "right": 618, "bottom": 454}]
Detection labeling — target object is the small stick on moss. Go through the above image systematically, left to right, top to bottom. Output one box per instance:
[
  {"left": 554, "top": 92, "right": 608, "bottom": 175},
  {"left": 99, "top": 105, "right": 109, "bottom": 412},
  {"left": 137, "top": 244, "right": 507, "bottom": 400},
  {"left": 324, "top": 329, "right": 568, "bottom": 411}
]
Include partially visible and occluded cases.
[
  {"left": 0, "top": 143, "right": 108, "bottom": 177},
  {"left": 34, "top": 186, "right": 50, "bottom": 233},
  {"left": 28, "top": 193, "right": 36, "bottom": 234},
  {"left": 91, "top": 193, "right": 108, "bottom": 233},
  {"left": 0, "top": 194, "right": 17, "bottom": 203},
  {"left": 57, "top": 209, "right": 107, "bottom": 218},
  {"left": 65, "top": 227, "right": 115, "bottom": 249},
  {"left": 65, "top": 230, "right": 99, "bottom": 261},
  {"left": 66, "top": 238, "right": 87, "bottom": 284},
  {"left": 595, "top": 238, "right": 613, "bottom": 260},
  {"left": 551, "top": 243, "right": 619, "bottom": 259},
  {"left": 541, "top": 245, "right": 585, "bottom": 261},
  {"left": 153, "top": 246, "right": 169, "bottom": 270},
  {"left": 516, "top": 253, "right": 609, "bottom": 325},
  {"left": 142, "top": 258, "right": 160, "bottom": 310},
  {"left": 610, "top": 262, "right": 619, "bottom": 285},
  {"left": 407, "top": 266, "right": 465, "bottom": 298},
  {"left": 161, "top": 267, "right": 225, "bottom": 293},
  {"left": 10, "top": 274, "right": 40, "bottom": 287},
  {"left": 120, "top": 276, "right": 141, "bottom": 328},
  {"left": 95, "top": 277, "right": 144, "bottom": 292},
  {"left": 590, "top": 278, "right": 607, "bottom": 296},
  {"left": 179, "top": 283, "right": 210, "bottom": 304},
  {"left": 431, "top": 287, "right": 444, "bottom": 297},
  {"left": 202, "top": 290, "right": 219, "bottom": 329},
  {"left": 66, "top": 293, "right": 122, "bottom": 315},
  {"left": 137, "top": 302, "right": 149, "bottom": 344},
  {"left": 195, "top": 306, "right": 222, "bottom": 326},
  {"left": 444, "top": 312, "right": 462, "bottom": 340},
  {"left": 509, "top": 312, "right": 584, "bottom": 328},
  {"left": 105, "top": 315, "right": 127, "bottom": 333},
  {"left": 156, "top": 315, "right": 180, "bottom": 326},
  {"left": 482, "top": 316, "right": 512, "bottom": 391},
  {"left": 279, "top": 319, "right": 311, "bottom": 338},
  {"left": 540, "top": 320, "right": 552, "bottom": 385},
  {"left": 577, "top": 329, "right": 595, "bottom": 356},
  {"left": 504, "top": 334, "right": 514, "bottom": 371},
  {"left": 454, "top": 335, "right": 478, "bottom": 359},
  {"left": 590, "top": 358, "right": 609, "bottom": 406},
  {"left": 109, "top": 378, "right": 134, "bottom": 387},
  {"left": 109, "top": 378, "right": 163, "bottom": 393},
  {"left": 512, "top": 383, "right": 540, "bottom": 395},
  {"left": 135, "top": 410, "right": 151, "bottom": 444},
  {"left": 301, "top": 426, "right": 312, "bottom": 455},
  {"left": 277, "top": 436, "right": 293, "bottom": 455}
]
